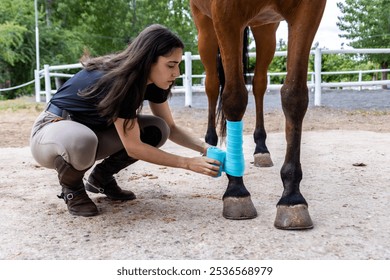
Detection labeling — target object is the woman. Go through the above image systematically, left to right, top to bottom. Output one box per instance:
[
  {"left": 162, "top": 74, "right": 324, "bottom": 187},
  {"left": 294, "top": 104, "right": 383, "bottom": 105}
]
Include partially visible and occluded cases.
[{"left": 30, "top": 24, "right": 220, "bottom": 217}]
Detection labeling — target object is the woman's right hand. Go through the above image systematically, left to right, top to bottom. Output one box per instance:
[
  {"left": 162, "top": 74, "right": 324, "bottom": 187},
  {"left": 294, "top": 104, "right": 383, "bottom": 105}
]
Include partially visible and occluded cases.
[{"left": 187, "top": 156, "right": 221, "bottom": 177}]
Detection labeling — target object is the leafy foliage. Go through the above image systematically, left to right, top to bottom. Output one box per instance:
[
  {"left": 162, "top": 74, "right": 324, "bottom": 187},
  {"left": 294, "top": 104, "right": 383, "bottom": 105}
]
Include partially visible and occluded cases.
[{"left": 337, "top": 0, "right": 390, "bottom": 68}]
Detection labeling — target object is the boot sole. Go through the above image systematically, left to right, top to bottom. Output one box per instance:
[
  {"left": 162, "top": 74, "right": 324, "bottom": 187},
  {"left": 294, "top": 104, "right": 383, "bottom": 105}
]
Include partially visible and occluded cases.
[
  {"left": 85, "top": 182, "right": 136, "bottom": 201},
  {"left": 106, "top": 194, "right": 136, "bottom": 201},
  {"left": 69, "top": 209, "right": 99, "bottom": 217}
]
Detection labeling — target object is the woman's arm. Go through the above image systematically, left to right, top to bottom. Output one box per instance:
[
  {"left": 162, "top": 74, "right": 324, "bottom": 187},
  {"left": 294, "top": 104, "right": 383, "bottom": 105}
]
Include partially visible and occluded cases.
[
  {"left": 149, "top": 101, "right": 210, "bottom": 155},
  {"left": 114, "top": 117, "right": 219, "bottom": 176}
]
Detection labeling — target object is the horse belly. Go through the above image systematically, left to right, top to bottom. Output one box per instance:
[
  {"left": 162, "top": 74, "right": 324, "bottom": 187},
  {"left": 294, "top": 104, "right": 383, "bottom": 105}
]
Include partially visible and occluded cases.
[
  {"left": 190, "top": 0, "right": 213, "bottom": 18},
  {"left": 248, "top": 7, "right": 285, "bottom": 27}
]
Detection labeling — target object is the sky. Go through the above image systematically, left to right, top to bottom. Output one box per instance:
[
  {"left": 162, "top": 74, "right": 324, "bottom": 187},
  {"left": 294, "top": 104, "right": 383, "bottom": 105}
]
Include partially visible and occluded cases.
[{"left": 276, "top": 0, "right": 351, "bottom": 49}]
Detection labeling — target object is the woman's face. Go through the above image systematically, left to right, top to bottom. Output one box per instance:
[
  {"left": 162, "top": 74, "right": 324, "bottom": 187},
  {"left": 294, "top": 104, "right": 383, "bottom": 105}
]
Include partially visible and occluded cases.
[{"left": 148, "top": 48, "right": 183, "bottom": 89}]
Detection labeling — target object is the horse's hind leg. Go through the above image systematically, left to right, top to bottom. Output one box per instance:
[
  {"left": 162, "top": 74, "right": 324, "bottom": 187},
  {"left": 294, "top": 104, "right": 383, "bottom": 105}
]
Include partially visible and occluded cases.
[
  {"left": 275, "top": 0, "right": 326, "bottom": 230},
  {"left": 191, "top": 4, "right": 220, "bottom": 146},
  {"left": 251, "top": 23, "right": 279, "bottom": 167}
]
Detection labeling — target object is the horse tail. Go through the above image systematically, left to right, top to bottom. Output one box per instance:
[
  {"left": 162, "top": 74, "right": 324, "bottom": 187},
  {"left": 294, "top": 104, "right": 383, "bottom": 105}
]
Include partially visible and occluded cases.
[
  {"left": 216, "top": 26, "right": 250, "bottom": 140},
  {"left": 216, "top": 48, "right": 225, "bottom": 138}
]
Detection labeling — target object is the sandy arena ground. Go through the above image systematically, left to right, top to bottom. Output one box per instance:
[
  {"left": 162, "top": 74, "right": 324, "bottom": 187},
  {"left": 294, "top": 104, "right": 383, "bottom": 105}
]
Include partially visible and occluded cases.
[{"left": 0, "top": 92, "right": 389, "bottom": 260}]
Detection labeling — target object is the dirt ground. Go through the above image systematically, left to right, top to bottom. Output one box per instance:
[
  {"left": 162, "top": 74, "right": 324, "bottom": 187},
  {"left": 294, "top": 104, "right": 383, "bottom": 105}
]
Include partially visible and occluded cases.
[
  {"left": 0, "top": 96, "right": 389, "bottom": 260},
  {"left": 1, "top": 102, "right": 390, "bottom": 148}
]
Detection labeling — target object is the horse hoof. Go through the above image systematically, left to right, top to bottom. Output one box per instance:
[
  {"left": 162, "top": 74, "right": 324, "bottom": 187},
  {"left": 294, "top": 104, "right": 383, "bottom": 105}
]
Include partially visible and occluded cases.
[
  {"left": 254, "top": 153, "right": 273, "bottom": 167},
  {"left": 223, "top": 196, "right": 258, "bottom": 220},
  {"left": 274, "top": 204, "right": 313, "bottom": 230}
]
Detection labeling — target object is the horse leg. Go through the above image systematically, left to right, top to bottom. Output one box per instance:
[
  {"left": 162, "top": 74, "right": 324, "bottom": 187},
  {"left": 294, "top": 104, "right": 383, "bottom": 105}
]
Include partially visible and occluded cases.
[
  {"left": 274, "top": 0, "right": 326, "bottom": 229},
  {"left": 191, "top": 4, "right": 220, "bottom": 146},
  {"left": 212, "top": 14, "right": 257, "bottom": 219},
  {"left": 251, "top": 23, "right": 279, "bottom": 167},
  {"left": 202, "top": 37, "right": 220, "bottom": 146}
]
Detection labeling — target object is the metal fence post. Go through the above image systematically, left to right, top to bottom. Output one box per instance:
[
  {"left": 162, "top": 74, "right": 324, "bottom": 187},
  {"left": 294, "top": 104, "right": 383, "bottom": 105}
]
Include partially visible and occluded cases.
[
  {"left": 314, "top": 47, "right": 322, "bottom": 106},
  {"left": 184, "top": 52, "right": 193, "bottom": 107},
  {"left": 44, "top": 64, "right": 52, "bottom": 102},
  {"left": 34, "top": 69, "right": 41, "bottom": 102}
]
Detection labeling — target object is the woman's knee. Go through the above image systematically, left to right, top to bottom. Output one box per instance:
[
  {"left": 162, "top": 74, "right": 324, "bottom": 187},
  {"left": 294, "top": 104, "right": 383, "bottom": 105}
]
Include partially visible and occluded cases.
[
  {"left": 138, "top": 115, "right": 170, "bottom": 147},
  {"left": 66, "top": 130, "right": 98, "bottom": 169}
]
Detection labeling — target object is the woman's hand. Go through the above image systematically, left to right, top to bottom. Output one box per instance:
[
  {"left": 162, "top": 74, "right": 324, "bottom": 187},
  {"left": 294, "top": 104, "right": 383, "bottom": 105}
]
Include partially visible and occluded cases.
[{"left": 186, "top": 156, "right": 221, "bottom": 177}]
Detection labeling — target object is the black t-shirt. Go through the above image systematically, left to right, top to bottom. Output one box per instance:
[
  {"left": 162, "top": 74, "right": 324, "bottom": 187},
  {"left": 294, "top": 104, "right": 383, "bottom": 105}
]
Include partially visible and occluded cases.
[{"left": 50, "top": 69, "right": 169, "bottom": 130}]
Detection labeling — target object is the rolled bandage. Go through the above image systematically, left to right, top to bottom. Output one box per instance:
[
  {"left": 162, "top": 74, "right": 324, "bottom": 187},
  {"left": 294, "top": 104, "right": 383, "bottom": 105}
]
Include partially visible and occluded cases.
[
  {"left": 224, "top": 120, "right": 245, "bottom": 177},
  {"left": 206, "top": 146, "right": 226, "bottom": 177}
]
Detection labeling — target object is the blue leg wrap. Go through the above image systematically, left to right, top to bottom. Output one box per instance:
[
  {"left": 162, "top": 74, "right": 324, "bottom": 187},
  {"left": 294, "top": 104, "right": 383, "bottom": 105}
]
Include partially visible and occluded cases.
[
  {"left": 205, "top": 120, "right": 245, "bottom": 177},
  {"left": 225, "top": 120, "right": 245, "bottom": 176}
]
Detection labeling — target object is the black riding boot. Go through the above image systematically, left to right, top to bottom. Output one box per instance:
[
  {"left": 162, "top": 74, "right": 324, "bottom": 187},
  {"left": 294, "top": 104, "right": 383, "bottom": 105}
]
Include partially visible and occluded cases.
[
  {"left": 85, "top": 149, "right": 137, "bottom": 200},
  {"left": 55, "top": 156, "right": 98, "bottom": 217}
]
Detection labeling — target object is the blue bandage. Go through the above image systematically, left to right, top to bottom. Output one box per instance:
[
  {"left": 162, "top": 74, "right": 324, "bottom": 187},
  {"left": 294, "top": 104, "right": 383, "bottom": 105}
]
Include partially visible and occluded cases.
[
  {"left": 224, "top": 120, "right": 245, "bottom": 176},
  {"left": 206, "top": 146, "right": 226, "bottom": 177}
]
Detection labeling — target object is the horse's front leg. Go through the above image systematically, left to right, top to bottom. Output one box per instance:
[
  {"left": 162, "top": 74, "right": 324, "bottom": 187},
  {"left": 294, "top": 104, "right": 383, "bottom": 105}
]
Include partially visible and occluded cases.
[
  {"left": 274, "top": 0, "right": 326, "bottom": 229},
  {"left": 211, "top": 7, "right": 257, "bottom": 219},
  {"left": 218, "top": 52, "right": 257, "bottom": 220},
  {"left": 275, "top": 81, "right": 313, "bottom": 229}
]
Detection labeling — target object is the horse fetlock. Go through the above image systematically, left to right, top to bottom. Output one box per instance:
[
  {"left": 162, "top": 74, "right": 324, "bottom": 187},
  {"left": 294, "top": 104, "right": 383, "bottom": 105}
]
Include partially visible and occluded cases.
[
  {"left": 277, "top": 191, "right": 308, "bottom": 206},
  {"left": 222, "top": 196, "right": 257, "bottom": 220},
  {"left": 274, "top": 204, "right": 313, "bottom": 230}
]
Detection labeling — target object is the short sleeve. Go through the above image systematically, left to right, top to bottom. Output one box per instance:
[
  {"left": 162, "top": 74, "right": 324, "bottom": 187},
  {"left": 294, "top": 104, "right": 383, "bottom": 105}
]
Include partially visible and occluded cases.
[
  {"left": 117, "top": 84, "right": 170, "bottom": 119},
  {"left": 144, "top": 84, "right": 169, "bottom": 103}
]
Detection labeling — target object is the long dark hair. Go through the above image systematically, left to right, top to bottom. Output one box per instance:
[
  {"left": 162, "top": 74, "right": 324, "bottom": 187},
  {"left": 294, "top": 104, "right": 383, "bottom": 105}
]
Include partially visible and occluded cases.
[{"left": 80, "top": 24, "right": 184, "bottom": 131}]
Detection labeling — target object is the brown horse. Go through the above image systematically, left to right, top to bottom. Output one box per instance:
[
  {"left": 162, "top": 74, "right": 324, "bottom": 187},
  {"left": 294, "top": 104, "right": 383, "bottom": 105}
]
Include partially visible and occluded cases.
[{"left": 190, "top": 0, "right": 326, "bottom": 229}]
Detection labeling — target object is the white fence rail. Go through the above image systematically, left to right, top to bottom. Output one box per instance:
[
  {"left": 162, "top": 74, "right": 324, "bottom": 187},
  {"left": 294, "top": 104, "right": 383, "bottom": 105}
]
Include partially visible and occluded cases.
[{"left": 34, "top": 48, "right": 390, "bottom": 106}]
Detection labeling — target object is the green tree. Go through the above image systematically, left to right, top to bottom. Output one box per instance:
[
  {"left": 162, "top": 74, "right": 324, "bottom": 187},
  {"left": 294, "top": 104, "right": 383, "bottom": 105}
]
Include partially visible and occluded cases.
[
  {"left": 0, "top": 0, "right": 36, "bottom": 97},
  {"left": 0, "top": 0, "right": 201, "bottom": 98},
  {"left": 53, "top": 0, "right": 132, "bottom": 57},
  {"left": 133, "top": 0, "right": 200, "bottom": 81},
  {"left": 337, "top": 0, "right": 390, "bottom": 88},
  {"left": 0, "top": 22, "right": 28, "bottom": 66},
  {"left": 268, "top": 39, "right": 288, "bottom": 84}
]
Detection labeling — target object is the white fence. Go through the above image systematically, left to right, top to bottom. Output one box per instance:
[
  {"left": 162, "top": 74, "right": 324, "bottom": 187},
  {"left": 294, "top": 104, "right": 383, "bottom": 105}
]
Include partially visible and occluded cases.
[{"left": 34, "top": 48, "right": 390, "bottom": 106}]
